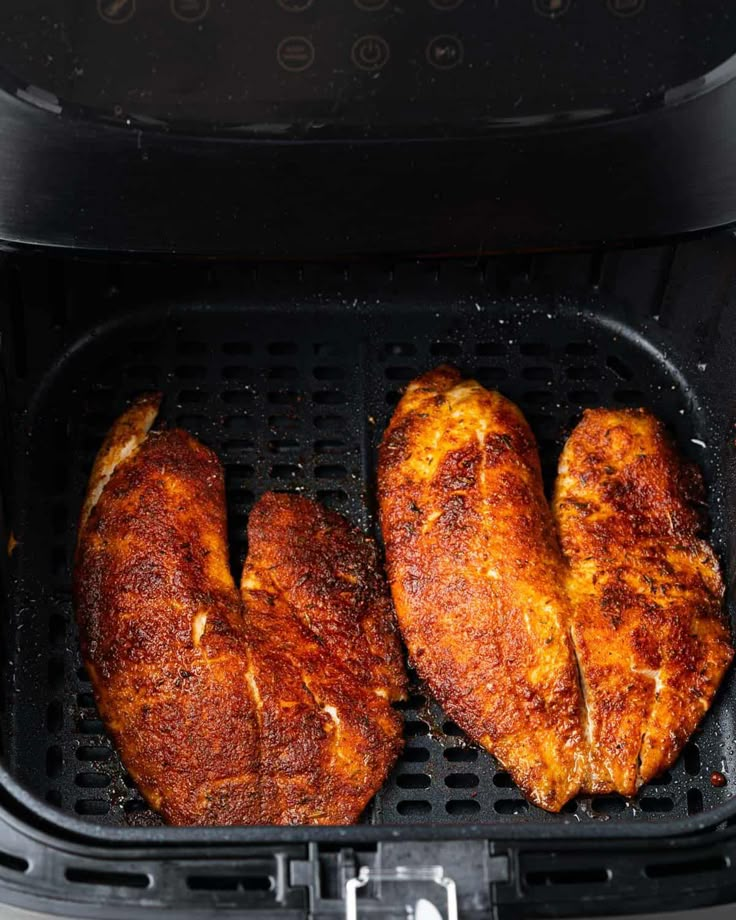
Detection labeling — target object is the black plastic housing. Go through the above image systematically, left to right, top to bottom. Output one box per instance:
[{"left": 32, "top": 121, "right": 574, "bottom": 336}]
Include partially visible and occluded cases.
[{"left": 1, "top": 59, "right": 736, "bottom": 257}]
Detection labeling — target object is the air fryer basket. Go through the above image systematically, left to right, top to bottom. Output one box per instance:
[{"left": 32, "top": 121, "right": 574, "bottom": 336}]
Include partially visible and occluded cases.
[{"left": 2, "top": 238, "right": 736, "bottom": 918}]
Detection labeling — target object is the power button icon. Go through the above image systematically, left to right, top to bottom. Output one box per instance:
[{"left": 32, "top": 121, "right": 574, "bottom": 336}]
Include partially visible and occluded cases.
[{"left": 351, "top": 35, "right": 390, "bottom": 71}]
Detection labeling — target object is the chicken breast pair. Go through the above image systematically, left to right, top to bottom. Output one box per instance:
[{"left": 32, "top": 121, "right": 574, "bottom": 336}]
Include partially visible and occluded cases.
[
  {"left": 379, "top": 366, "right": 733, "bottom": 811},
  {"left": 74, "top": 396, "right": 407, "bottom": 825}
]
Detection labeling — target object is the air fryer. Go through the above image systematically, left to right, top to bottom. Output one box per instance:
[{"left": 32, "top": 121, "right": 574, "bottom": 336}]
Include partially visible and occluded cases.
[{"left": 1, "top": 2, "right": 736, "bottom": 919}]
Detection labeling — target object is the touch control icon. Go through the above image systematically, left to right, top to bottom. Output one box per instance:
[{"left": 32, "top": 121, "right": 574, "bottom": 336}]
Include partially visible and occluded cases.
[
  {"left": 97, "top": 0, "right": 136, "bottom": 24},
  {"left": 171, "top": 0, "right": 210, "bottom": 22},
  {"left": 277, "top": 0, "right": 316, "bottom": 11},
  {"left": 355, "top": 0, "right": 389, "bottom": 9},
  {"left": 429, "top": 0, "right": 464, "bottom": 9},
  {"left": 533, "top": 0, "right": 571, "bottom": 17},
  {"left": 607, "top": 0, "right": 645, "bottom": 16},
  {"left": 426, "top": 34, "right": 463, "bottom": 70},
  {"left": 351, "top": 35, "right": 390, "bottom": 71},
  {"left": 277, "top": 36, "right": 315, "bottom": 71}
]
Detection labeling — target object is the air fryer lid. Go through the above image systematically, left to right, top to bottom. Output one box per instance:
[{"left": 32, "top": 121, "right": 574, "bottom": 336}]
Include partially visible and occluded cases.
[
  {"left": 1, "top": 0, "right": 734, "bottom": 132},
  {"left": 1, "top": 2, "right": 736, "bottom": 254}
]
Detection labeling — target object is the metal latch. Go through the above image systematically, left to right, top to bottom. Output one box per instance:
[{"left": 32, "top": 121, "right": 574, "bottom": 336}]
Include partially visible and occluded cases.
[
  {"left": 289, "top": 841, "right": 508, "bottom": 918},
  {"left": 345, "top": 865, "right": 458, "bottom": 920}
]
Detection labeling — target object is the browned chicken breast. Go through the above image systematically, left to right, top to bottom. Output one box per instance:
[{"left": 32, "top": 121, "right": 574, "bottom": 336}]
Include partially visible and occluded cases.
[
  {"left": 378, "top": 366, "right": 586, "bottom": 812},
  {"left": 379, "top": 366, "right": 733, "bottom": 812},
  {"left": 74, "top": 397, "right": 406, "bottom": 826},
  {"left": 554, "top": 408, "right": 733, "bottom": 795},
  {"left": 240, "top": 493, "right": 407, "bottom": 823}
]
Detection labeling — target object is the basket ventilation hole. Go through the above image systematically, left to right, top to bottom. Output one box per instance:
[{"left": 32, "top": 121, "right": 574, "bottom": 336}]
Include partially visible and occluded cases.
[
  {"left": 268, "top": 342, "right": 298, "bottom": 356},
  {"left": 383, "top": 342, "right": 416, "bottom": 357},
  {"left": 430, "top": 342, "right": 461, "bottom": 358},
  {"left": 476, "top": 342, "right": 506, "bottom": 357},
  {"left": 474, "top": 367, "right": 509, "bottom": 383},
  {"left": 404, "top": 720, "right": 429, "bottom": 738},
  {"left": 684, "top": 743, "right": 701, "bottom": 775},
  {"left": 492, "top": 771, "right": 514, "bottom": 788},
  {"left": 75, "top": 772, "right": 111, "bottom": 789},
  {"left": 445, "top": 773, "right": 479, "bottom": 789},
  {"left": 397, "top": 774, "right": 431, "bottom": 790},
  {"left": 592, "top": 796, "right": 626, "bottom": 815},
  {"left": 639, "top": 797, "right": 674, "bottom": 813},
  {"left": 74, "top": 799, "right": 110, "bottom": 816},
  {"left": 446, "top": 800, "right": 480, "bottom": 816},
  {"left": 494, "top": 800, "right": 529, "bottom": 815},
  {"left": 396, "top": 801, "right": 431, "bottom": 816},
  {"left": 0, "top": 852, "right": 29, "bottom": 874},
  {"left": 65, "top": 868, "right": 150, "bottom": 889},
  {"left": 526, "top": 868, "right": 610, "bottom": 886}
]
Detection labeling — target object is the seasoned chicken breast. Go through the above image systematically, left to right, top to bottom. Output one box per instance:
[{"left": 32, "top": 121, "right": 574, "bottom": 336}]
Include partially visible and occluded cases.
[
  {"left": 378, "top": 366, "right": 586, "bottom": 812},
  {"left": 379, "top": 366, "right": 733, "bottom": 811},
  {"left": 74, "top": 397, "right": 406, "bottom": 825},
  {"left": 554, "top": 408, "right": 733, "bottom": 794},
  {"left": 240, "top": 493, "right": 407, "bottom": 823}
]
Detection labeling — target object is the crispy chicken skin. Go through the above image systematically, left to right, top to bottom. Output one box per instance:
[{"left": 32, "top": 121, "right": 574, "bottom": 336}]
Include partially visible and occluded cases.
[
  {"left": 378, "top": 366, "right": 586, "bottom": 812},
  {"left": 74, "top": 397, "right": 406, "bottom": 826},
  {"left": 554, "top": 408, "right": 733, "bottom": 795}
]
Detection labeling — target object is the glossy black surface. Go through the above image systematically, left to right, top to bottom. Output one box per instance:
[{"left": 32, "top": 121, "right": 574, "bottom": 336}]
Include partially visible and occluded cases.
[
  {"left": 1, "top": 0, "right": 734, "bottom": 132},
  {"left": 2, "top": 68, "right": 736, "bottom": 255}
]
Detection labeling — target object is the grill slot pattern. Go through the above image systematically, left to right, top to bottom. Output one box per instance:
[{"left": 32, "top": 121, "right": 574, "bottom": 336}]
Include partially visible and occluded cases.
[{"left": 7, "top": 296, "right": 733, "bottom": 828}]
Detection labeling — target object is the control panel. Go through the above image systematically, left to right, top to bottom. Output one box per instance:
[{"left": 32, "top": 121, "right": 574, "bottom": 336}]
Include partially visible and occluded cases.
[{"left": 0, "top": 0, "right": 734, "bottom": 134}]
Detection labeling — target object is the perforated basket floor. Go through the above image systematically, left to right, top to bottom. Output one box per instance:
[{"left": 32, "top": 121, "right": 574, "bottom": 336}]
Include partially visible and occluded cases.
[{"left": 5, "top": 253, "right": 736, "bottom": 831}]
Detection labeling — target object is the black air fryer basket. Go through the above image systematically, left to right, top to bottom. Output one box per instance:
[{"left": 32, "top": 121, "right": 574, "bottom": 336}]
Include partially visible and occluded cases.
[{"left": 2, "top": 238, "right": 736, "bottom": 918}]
